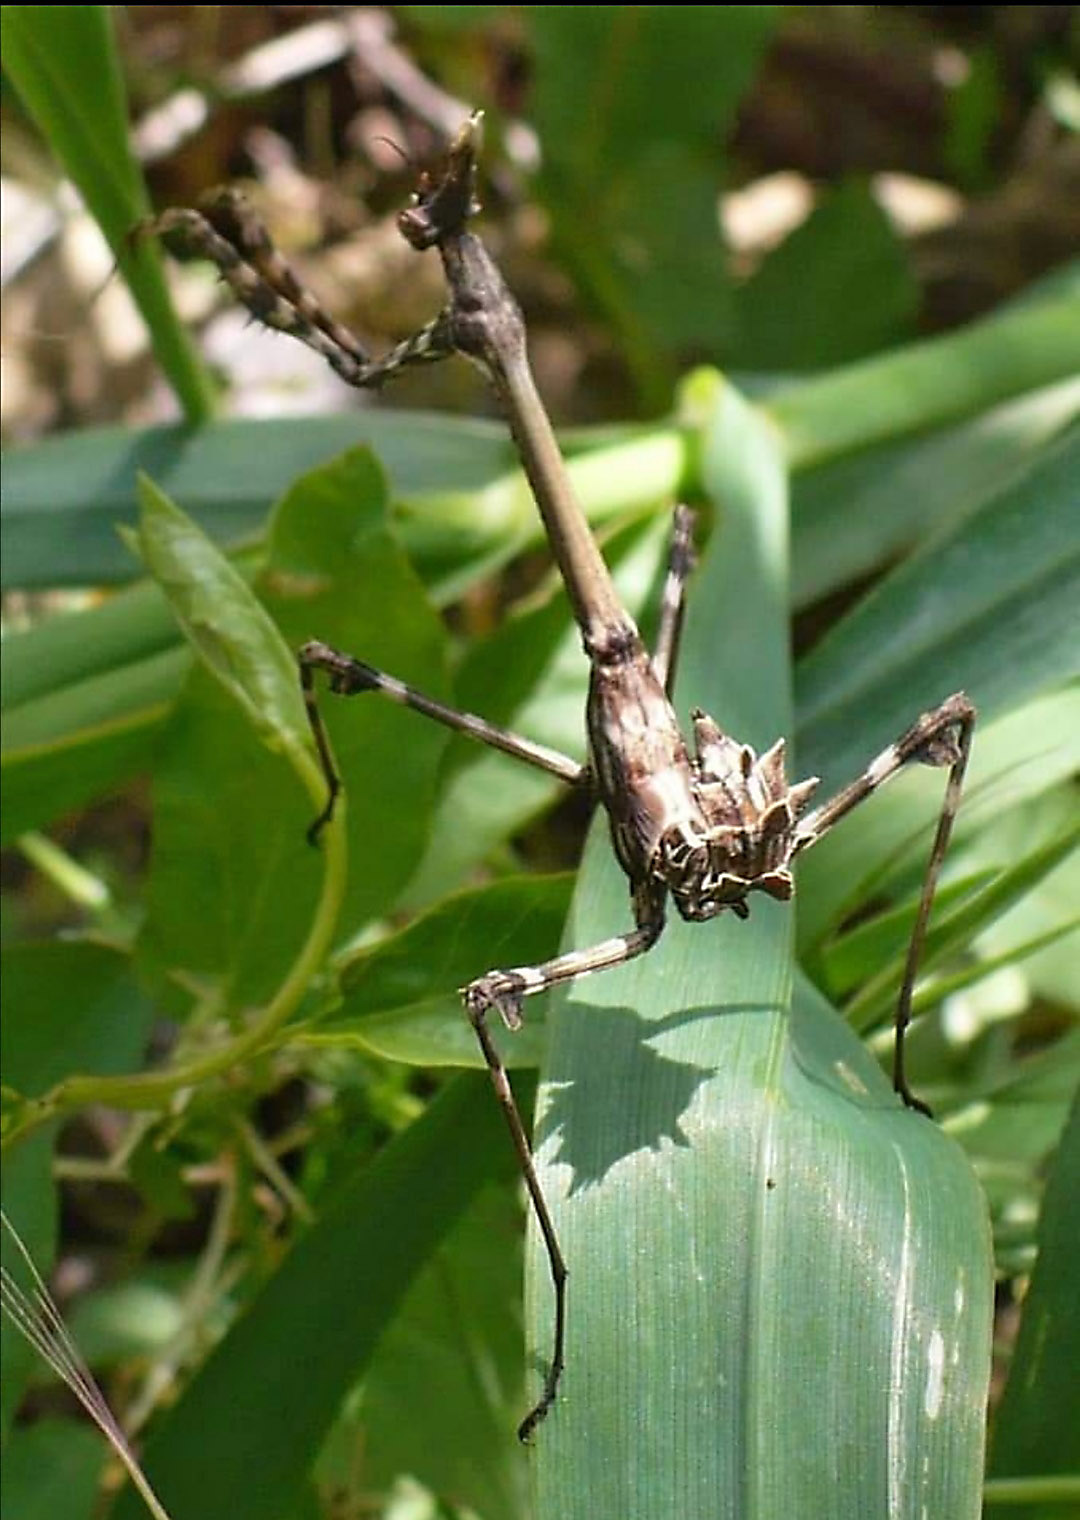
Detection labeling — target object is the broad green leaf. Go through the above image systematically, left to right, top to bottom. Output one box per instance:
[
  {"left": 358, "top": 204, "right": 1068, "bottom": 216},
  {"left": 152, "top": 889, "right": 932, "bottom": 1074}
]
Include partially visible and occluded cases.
[
  {"left": 0, "top": 5, "right": 214, "bottom": 421},
  {"left": 530, "top": 5, "right": 776, "bottom": 163},
  {"left": 580, "top": 144, "right": 732, "bottom": 356},
  {"left": 733, "top": 180, "right": 918, "bottom": 370},
  {"left": 7, "top": 375, "right": 1071, "bottom": 840},
  {"left": 529, "top": 375, "right": 992, "bottom": 1517},
  {"left": 0, "top": 413, "right": 507, "bottom": 589},
  {"left": 0, "top": 420, "right": 681, "bottom": 839},
  {"left": 135, "top": 448, "right": 450, "bottom": 1019},
  {"left": 257, "top": 448, "right": 450, "bottom": 933},
  {"left": 129, "top": 476, "right": 330, "bottom": 1010},
  {"left": 133, "top": 477, "right": 309, "bottom": 762},
  {"left": 1, "top": 572, "right": 207, "bottom": 837},
  {"left": 135, "top": 666, "right": 324, "bottom": 1012},
  {"left": 324, "top": 875, "right": 573, "bottom": 1067},
  {"left": 0, "top": 942, "right": 154, "bottom": 1103},
  {"left": 109, "top": 1073, "right": 518, "bottom": 1520},
  {"left": 986, "top": 1091, "right": 1080, "bottom": 1518},
  {"left": 344, "top": 1181, "right": 528, "bottom": 1520},
  {"left": 0, "top": 1420, "right": 106, "bottom": 1520}
]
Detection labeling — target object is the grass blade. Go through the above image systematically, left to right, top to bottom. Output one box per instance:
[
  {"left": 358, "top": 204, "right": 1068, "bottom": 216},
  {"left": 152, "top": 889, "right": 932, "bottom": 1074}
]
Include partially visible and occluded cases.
[{"left": 0, "top": 6, "right": 215, "bottom": 421}]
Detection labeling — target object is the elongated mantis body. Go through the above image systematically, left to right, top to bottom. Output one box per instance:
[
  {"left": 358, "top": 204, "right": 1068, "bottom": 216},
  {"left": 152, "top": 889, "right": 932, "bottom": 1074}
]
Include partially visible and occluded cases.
[{"left": 145, "top": 115, "right": 975, "bottom": 1438}]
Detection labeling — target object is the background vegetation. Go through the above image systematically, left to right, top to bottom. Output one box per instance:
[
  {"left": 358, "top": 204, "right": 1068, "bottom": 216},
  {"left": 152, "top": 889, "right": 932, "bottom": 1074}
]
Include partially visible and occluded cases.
[{"left": 2, "top": 7, "right": 1077, "bottom": 1518}]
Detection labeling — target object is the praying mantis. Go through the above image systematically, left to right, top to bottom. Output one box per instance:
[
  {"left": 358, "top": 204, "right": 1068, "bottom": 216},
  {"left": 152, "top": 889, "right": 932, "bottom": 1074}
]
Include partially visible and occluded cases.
[{"left": 143, "top": 113, "right": 974, "bottom": 1440}]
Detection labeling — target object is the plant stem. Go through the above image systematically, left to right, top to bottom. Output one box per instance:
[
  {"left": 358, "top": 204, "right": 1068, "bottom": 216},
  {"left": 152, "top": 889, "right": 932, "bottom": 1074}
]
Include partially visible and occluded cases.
[{"left": 5, "top": 749, "right": 345, "bottom": 1144}]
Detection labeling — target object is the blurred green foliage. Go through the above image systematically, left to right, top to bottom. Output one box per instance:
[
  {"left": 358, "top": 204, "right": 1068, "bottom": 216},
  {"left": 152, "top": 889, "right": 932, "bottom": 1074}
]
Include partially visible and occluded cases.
[{"left": 2, "top": 6, "right": 1078, "bottom": 1518}]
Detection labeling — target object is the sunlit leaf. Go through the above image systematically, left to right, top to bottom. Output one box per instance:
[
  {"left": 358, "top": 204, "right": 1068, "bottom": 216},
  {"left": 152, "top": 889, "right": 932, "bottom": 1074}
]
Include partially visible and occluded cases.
[{"left": 530, "top": 376, "right": 992, "bottom": 1517}]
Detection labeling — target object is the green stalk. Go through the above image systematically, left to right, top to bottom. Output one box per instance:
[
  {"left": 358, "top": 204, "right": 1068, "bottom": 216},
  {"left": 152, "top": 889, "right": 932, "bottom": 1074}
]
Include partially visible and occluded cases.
[{"left": 6, "top": 749, "right": 345, "bottom": 1139}]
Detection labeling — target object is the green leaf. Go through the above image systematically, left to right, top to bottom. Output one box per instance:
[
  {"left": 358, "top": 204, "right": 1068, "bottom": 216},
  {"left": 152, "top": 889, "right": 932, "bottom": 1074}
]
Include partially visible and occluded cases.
[
  {"left": 397, "top": 5, "right": 499, "bottom": 31},
  {"left": 530, "top": 5, "right": 776, "bottom": 163},
  {"left": 943, "top": 44, "right": 1002, "bottom": 190},
  {"left": 583, "top": 143, "right": 733, "bottom": 355},
  {"left": 733, "top": 180, "right": 918, "bottom": 370},
  {"left": 770, "top": 283, "right": 1080, "bottom": 468},
  {"left": 529, "top": 376, "right": 992, "bottom": 1517},
  {"left": 791, "top": 378, "right": 1080, "bottom": 609},
  {"left": 0, "top": 413, "right": 683, "bottom": 592},
  {"left": 0, "top": 413, "right": 506, "bottom": 590},
  {"left": 0, "top": 420, "right": 683, "bottom": 839},
  {"left": 414, "top": 426, "right": 686, "bottom": 605},
  {"left": 790, "top": 426, "right": 1080, "bottom": 975},
  {"left": 798, "top": 427, "right": 1080, "bottom": 792},
  {"left": 257, "top": 448, "right": 451, "bottom": 933},
  {"left": 129, "top": 474, "right": 354, "bottom": 1011},
  {"left": 133, "top": 476, "right": 309, "bottom": 764},
  {"left": 1, "top": 571, "right": 204, "bottom": 838},
  {"left": 1, "top": 572, "right": 188, "bottom": 712},
  {"left": 0, "top": 648, "right": 185, "bottom": 845},
  {"left": 135, "top": 667, "right": 323, "bottom": 1012},
  {"left": 796, "top": 687, "right": 1080, "bottom": 957},
  {"left": 970, "top": 788, "right": 1080, "bottom": 1012},
  {"left": 837, "top": 821, "right": 1080, "bottom": 1032},
  {"left": 820, "top": 868, "right": 997, "bottom": 1001},
  {"left": 324, "top": 875, "right": 573, "bottom": 1067},
  {"left": 946, "top": 914, "right": 1080, "bottom": 1010},
  {"left": 1, "top": 941, "right": 155, "bottom": 1102},
  {"left": 1, "top": 943, "right": 154, "bottom": 1432},
  {"left": 950, "top": 1031, "right": 1080, "bottom": 1177},
  {"left": 109, "top": 1073, "right": 518, "bottom": 1520},
  {"left": 987, "top": 1091, "right": 1080, "bottom": 1517},
  {"left": 0, "top": 1133, "right": 56, "bottom": 1438},
  {"left": 347, "top": 1181, "right": 528, "bottom": 1520},
  {"left": 65, "top": 1274, "right": 186, "bottom": 1368},
  {"left": 0, "top": 1420, "right": 106, "bottom": 1520}
]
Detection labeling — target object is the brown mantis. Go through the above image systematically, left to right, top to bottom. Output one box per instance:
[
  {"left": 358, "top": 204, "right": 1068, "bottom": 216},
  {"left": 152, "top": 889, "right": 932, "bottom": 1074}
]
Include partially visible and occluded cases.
[{"left": 145, "top": 113, "right": 975, "bottom": 1440}]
